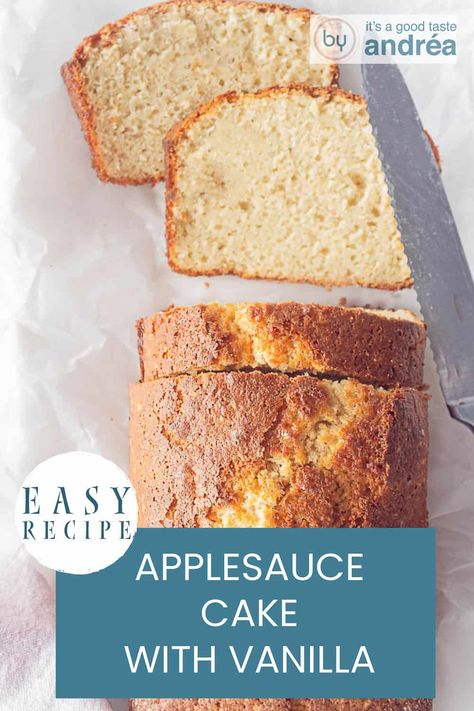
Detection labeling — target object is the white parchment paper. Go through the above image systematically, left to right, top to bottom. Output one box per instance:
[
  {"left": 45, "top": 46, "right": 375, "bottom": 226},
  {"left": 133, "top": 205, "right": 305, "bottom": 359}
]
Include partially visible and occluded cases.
[{"left": 1, "top": 1, "right": 473, "bottom": 709}]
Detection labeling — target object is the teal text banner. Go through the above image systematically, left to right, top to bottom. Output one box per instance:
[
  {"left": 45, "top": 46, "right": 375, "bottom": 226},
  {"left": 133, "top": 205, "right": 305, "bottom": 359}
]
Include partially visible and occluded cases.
[{"left": 56, "top": 528, "right": 435, "bottom": 699}]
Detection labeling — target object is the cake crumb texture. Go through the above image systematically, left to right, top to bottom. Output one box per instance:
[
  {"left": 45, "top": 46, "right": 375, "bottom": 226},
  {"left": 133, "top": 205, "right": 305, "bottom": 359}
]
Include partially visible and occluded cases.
[
  {"left": 62, "top": 0, "right": 336, "bottom": 184},
  {"left": 165, "top": 87, "right": 412, "bottom": 289}
]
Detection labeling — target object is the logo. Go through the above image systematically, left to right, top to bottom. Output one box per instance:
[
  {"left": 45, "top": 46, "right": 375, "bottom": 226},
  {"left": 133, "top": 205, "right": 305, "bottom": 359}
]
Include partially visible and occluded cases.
[
  {"left": 310, "top": 14, "right": 457, "bottom": 65},
  {"left": 312, "top": 17, "right": 358, "bottom": 62},
  {"left": 15, "top": 452, "right": 138, "bottom": 574}
]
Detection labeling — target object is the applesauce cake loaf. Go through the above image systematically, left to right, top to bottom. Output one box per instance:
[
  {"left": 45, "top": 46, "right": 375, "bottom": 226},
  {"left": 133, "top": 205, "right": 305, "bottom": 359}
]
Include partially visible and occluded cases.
[
  {"left": 62, "top": 0, "right": 336, "bottom": 185},
  {"left": 165, "top": 86, "right": 411, "bottom": 289},
  {"left": 137, "top": 302, "right": 426, "bottom": 388},
  {"left": 130, "top": 303, "right": 429, "bottom": 710},
  {"left": 130, "top": 371, "right": 428, "bottom": 529},
  {"left": 129, "top": 699, "right": 432, "bottom": 709}
]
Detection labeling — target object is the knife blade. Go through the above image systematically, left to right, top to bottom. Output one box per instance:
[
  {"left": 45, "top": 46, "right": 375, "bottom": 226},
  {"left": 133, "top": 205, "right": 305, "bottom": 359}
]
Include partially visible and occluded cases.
[{"left": 362, "top": 63, "right": 474, "bottom": 433}]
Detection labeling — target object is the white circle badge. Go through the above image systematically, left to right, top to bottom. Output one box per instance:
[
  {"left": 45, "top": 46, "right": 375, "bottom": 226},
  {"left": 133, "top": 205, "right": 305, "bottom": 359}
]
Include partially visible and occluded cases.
[{"left": 15, "top": 452, "right": 138, "bottom": 574}]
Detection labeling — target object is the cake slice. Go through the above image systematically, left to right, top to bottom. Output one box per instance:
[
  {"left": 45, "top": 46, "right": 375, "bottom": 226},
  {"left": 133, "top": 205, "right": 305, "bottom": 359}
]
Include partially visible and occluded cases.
[
  {"left": 62, "top": 0, "right": 336, "bottom": 185},
  {"left": 165, "top": 86, "right": 411, "bottom": 289},
  {"left": 137, "top": 302, "right": 426, "bottom": 388},
  {"left": 130, "top": 371, "right": 428, "bottom": 529},
  {"left": 130, "top": 699, "right": 432, "bottom": 710}
]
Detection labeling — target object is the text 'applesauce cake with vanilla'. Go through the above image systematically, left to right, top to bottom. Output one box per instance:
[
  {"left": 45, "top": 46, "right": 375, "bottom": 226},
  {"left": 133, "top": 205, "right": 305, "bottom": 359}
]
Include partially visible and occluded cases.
[
  {"left": 62, "top": 0, "right": 336, "bottom": 184},
  {"left": 165, "top": 87, "right": 411, "bottom": 289},
  {"left": 129, "top": 302, "right": 430, "bottom": 710}
]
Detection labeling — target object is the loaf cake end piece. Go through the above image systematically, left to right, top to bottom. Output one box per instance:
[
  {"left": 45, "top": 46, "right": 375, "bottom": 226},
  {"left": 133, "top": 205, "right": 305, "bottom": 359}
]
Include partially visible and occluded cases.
[
  {"left": 62, "top": 0, "right": 336, "bottom": 185},
  {"left": 165, "top": 87, "right": 411, "bottom": 289},
  {"left": 137, "top": 302, "right": 426, "bottom": 388}
]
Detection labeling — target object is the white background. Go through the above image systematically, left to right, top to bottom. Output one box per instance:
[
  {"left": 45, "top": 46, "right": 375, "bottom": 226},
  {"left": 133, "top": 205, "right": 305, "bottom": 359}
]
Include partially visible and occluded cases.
[{"left": 1, "top": 0, "right": 473, "bottom": 709}]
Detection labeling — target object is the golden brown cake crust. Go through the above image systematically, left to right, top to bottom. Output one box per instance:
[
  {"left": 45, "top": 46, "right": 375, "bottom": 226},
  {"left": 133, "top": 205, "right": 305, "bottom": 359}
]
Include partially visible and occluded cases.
[
  {"left": 62, "top": 0, "right": 338, "bottom": 186},
  {"left": 164, "top": 85, "right": 413, "bottom": 290},
  {"left": 137, "top": 302, "right": 426, "bottom": 388},
  {"left": 129, "top": 364, "right": 429, "bottom": 708},
  {"left": 129, "top": 371, "right": 428, "bottom": 529},
  {"left": 129, "top": 698, "right": 432, "bottom": 710}
]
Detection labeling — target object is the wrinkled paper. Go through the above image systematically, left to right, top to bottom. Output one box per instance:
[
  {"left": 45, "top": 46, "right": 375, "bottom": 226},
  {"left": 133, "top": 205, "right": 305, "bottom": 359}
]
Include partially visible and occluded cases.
[{"left": 1, "top": 1, "right": 473, "bottom": 709}]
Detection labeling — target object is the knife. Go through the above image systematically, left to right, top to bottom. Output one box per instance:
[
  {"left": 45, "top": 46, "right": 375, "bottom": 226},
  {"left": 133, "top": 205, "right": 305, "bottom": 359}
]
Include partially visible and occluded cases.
[{"left": 362, "top": 63, "right": 474, "bottom": 434}]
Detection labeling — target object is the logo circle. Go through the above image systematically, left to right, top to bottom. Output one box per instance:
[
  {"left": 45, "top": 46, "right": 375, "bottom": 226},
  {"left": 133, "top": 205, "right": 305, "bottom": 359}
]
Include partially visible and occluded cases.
[
  {"left": 313, "top": 17, "right": 358, "bottom": 62},
  {"left": 15, "top": 452, "right": 138, "bottom": 574}
]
